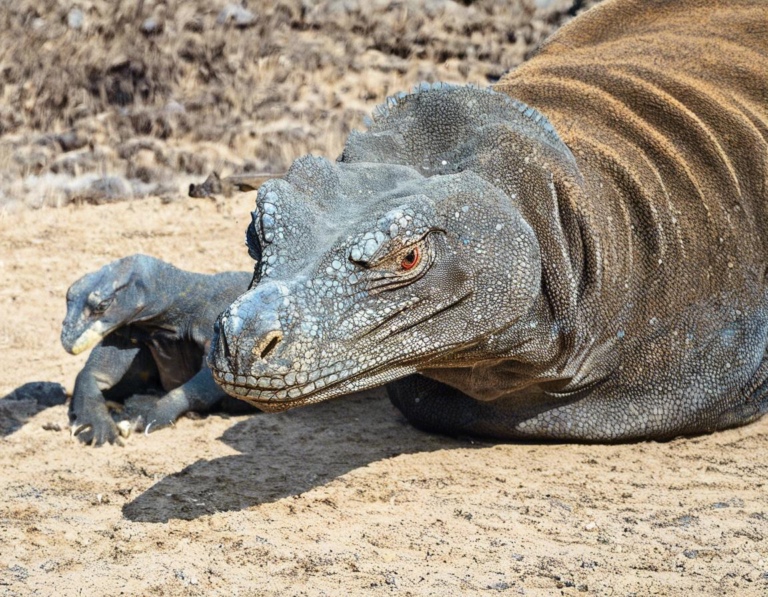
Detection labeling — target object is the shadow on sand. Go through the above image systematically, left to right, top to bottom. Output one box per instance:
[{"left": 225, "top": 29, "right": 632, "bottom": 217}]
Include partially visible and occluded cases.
[
  {"left": 0, "top": 382, "right": 68, "bottom": 437},
  {"left": 122, "top": 389, "right": 473, "bottom": 522}
]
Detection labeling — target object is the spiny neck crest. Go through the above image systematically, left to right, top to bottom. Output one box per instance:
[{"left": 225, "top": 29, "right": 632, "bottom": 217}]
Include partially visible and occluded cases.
[{"left": 364, "top": 81, "right": 563, "bottom": 148}]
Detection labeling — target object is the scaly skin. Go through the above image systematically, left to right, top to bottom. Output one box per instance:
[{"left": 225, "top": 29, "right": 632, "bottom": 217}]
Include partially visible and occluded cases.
[
  {"left": 209, "top": 0, "right": 768, "bottom": 441},
  {"left": 62, "top": 255, "right": 252, "bottom": 445}
]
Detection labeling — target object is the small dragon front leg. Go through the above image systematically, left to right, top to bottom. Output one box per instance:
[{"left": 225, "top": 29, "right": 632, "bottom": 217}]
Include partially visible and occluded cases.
[
  {"left": 70, "top": 335, "right": 154, "bottom": 446},
  {"left": 133, "top": 366, "right": 228, "bottom": 434}
]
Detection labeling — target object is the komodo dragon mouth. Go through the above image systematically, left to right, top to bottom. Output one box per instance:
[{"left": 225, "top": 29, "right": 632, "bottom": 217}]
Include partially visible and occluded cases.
[
  {"left": 208, "top": 303, "right": 478, "bottom": 412},
  {"left": 209, "top": 360, "right": 417, "bottom": 412}
]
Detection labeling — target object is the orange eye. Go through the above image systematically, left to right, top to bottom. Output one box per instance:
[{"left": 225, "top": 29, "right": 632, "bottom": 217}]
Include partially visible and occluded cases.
[{"left": 401, "top": 246, "right": 420, "bottom": 270}]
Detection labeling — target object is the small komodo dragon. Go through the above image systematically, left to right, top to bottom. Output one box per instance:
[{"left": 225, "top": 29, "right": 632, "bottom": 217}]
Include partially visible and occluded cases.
[
  {"left": 209, "top": 0, "right": 768, "bottom": 441},
  {"left": 62, "top": 255, "right": 253, "bottom": 445}
]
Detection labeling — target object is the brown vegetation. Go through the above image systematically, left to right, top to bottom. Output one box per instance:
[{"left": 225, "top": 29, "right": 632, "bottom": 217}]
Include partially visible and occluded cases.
[{"left": 0, "top": 0, "right": 598, "bottom": 209}]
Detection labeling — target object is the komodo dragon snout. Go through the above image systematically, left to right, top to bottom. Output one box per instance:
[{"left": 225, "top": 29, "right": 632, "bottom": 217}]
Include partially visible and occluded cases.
[{"left": 62, "top": 255, "right": 150, "bottom": 355}]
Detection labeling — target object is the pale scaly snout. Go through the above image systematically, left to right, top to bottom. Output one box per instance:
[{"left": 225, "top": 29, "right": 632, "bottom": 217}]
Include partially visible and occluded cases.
[{"left": 209, "top": 281, "right": 289, "bottom": 391}]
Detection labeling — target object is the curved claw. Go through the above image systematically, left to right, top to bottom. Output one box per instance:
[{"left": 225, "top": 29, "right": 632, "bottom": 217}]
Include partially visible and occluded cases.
[
  {"left": 129, "top": 394, "right": 186, "bottom": 436},
  {"left": 69, "top": 416, "right": 121, "bottom": 446},
  {"left": 143, "top": 418, "right": 176, "bottom": 436},
  {"left": 70, "top": 423, "right": 91, "bottom": 438}
]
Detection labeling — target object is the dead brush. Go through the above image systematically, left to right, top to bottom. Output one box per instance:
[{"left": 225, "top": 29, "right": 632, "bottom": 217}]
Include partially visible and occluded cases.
[{"left": 0, "top": 0, "right": 599, "bottom": 210}]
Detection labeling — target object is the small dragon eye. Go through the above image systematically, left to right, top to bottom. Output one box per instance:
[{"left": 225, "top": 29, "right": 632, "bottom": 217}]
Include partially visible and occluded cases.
[
  {"left": 401, "top": 246, "right": 420, "bottom": 271},
  {"left": 93, "top": 298, "right": 113, "bottom": 314}
]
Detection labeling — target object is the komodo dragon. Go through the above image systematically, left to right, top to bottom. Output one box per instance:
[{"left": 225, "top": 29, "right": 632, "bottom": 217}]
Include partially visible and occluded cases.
[
  {"left": 208, "top": 0, "right": 768, "bottom": 441},
  {"left": 61, "top": 255, "right": 253, "bottom": 445}
]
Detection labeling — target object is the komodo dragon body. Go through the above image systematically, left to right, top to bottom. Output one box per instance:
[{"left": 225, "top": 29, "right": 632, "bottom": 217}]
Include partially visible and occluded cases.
[
  {"left": 209, "top": 0, "right": 768, "bottom": 441},
  {"left": 62, "top": 255, "right": 252, "bottom": 445}
]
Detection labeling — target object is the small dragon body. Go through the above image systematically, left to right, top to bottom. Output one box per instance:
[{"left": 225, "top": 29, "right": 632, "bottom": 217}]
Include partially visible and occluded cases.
[{"left": 62, "top": 255, "right": 252, "bottom": 445}]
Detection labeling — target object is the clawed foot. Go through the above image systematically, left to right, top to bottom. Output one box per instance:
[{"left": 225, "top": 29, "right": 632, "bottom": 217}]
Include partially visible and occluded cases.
[
  {"left": 127, "top": 393, "right": 191, "bottom": 436},
  {"left": 69, "top": 408, "right": 122, "bottom": 446}
]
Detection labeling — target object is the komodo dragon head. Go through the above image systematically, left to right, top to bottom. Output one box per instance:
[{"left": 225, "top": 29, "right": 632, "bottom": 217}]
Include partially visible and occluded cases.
[
  {"left": 209, "top": 84, "right": 579, "bottom": 411},
  {"left": 61, "top": 255, "right": 156, "bottom": 354}
]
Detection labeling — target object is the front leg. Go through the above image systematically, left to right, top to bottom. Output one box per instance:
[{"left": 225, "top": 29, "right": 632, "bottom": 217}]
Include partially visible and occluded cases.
[
  {"left": 70, "top": 334, "right": 150, "bottom": 446},
  {"left": 133, "top": 366, "right": 228, "bottom": 434},
  {"left": 387, "top": 374, "right": 584, "bottom": 441},
  {"left": 387, "top": 374, "right": 512, "bottom": 439}
]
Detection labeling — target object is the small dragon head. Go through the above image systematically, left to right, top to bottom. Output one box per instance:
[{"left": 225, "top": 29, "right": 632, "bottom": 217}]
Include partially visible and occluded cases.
[
  {"left": 209, "top": 84, "right": 576, "bottom": 410},
  {"left": 61, "top": 255, "right": 155, "bottom": 354}
]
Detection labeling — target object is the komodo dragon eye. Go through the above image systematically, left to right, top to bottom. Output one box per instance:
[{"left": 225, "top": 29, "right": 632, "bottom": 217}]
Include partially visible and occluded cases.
[
  {"left": 401, "top": 247, "right": 420, "bottom": 270},
  {"left": 92, "top": 298, "right": 113, "bottom": 314}
]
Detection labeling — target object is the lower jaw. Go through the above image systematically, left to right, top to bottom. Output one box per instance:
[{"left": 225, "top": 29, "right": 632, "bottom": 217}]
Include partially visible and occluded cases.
[
  {"left": 211, "top": 361, "right": 421, "bottom": 413},
  {"left": 211, "top": 370, "right": 323, "bottom": 411},
  {"left": 234, "top": 396, "right": 302, "bottom": 413}
]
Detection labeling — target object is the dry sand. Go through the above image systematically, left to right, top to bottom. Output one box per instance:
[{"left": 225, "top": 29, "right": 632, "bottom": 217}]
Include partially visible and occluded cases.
[{"left": 1, "top": 196, "right": 767, "bottom": 596}]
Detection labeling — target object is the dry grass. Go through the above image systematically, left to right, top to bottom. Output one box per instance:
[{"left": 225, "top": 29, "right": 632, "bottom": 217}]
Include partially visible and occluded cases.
[{"left": 0, "top": 0, "right": 599, "bottom": 209}]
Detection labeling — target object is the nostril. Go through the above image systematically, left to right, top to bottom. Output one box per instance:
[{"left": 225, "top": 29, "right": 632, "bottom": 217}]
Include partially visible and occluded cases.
[
  {"left": 255, "top": 330, "right": 283, "bottom": 360},
  {"left": 261, "top": 336, "right": 280, "bottom": 359}
]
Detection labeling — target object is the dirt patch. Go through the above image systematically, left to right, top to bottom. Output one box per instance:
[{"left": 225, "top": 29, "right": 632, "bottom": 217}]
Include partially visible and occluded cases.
[{"left": 1, "top": 196, "right": 767, "bottom": 596}]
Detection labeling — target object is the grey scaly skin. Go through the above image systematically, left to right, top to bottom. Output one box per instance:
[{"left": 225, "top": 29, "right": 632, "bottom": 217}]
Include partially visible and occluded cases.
[
  {"left": 208, "top": 1, "right": 768, "bottom": 441},
  {"left": 62, "top": 255, "right": 252, "bottom": 445}
]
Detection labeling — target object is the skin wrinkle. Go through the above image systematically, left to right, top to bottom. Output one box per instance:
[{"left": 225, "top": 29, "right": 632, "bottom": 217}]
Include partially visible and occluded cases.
[
  {"left": 209, "top": 0, "right": 768, "bottom": 440},
  {"left": 605, "top": 67, "right": 743, "bottom": 228},
  {"left": 522, "top": 70, "right": 715, "bottom": 247}
]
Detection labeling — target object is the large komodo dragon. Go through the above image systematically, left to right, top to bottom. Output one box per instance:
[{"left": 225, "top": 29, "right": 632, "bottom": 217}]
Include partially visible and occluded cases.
[
  {"left": 208, "top": 0, "right": 768, "bottom": 441},
  {"left": 62, "top": 255, "right": 252, "bottom": 445}
]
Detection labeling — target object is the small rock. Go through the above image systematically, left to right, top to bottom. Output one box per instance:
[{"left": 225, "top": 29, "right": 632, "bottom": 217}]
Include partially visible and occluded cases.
[
  {"left": 217, "top": 4, "right": 256, "bottom": 27},
  {"left": 67, "top": 8, "right": 84, "bottom": 30},
  {"left": 141, "top": 18, "right": 163, "bottom": 35},
  {"left": 165, "top": 100, "right": 186, "bottom": 114},
  {"left": 55, "top": 131, "right": 88, "bottom": 153},
  {"left": 69, "top": 176, "right": 132, "bottom": 205},
  {"left": 117, "top": 420, "right": 133, "bottom": 438},
  {"left": 42, "top": 422, "right": 62, "bottom": 432},
  {"left": 585, "top": 522, "right": 598, "bottom": 531}
]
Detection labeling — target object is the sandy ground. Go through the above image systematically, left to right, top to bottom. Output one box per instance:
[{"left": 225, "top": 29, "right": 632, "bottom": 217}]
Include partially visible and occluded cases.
[{"left": 2, "top": 196, "right": 768, "bottom": 596}]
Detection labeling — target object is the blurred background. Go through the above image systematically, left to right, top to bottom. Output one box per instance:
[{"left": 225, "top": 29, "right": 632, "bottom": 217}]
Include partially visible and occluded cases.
[{"left": 0, "top": 0, "right": 599, "bottom": 211}]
